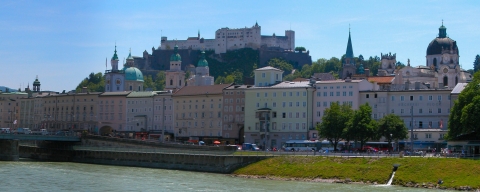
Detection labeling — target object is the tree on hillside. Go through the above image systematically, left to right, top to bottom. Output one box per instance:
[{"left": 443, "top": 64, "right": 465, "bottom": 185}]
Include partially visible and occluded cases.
[
  {"left": 295, "top": 47, "right": 306, "bottom": 52},
  {"left": 473, "top": 55, "right": 480, "bottom": 73},
  {"left": 268, "top": 58, "right": 293, "bottom": 75},
  {"left": 396, "top": 61, "right": 406, "bottom": 69},
  {"left": 154, "top": 71, "right": 166, "bottom": 91},
  {"left": 448, "top": 71, "right": 480, "bottom": 139},
  {"left": 75, "top": 72, "right": 104, "bottom": 92},
  {"left": 143, "top": 75, "right": 154, "bottom": 90},
  {"left": 317, "top": 102, "right": 353, "bottom": 151},
  {"left": 346, "top": 103, "right": 378, "bottom": 150},
  {"left": 377, "top": 114, "right": 408, "bottom": 151}
]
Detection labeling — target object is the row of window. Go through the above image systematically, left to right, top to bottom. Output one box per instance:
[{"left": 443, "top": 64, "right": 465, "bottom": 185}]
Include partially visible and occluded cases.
[
  {"left": 316, "top": 85, "right": 354, "bottom": 89},
  {"left": 256, "top": 91, "right": 307, "bottom": 97},
  {"left": 316, "top": 91, "right": 354, "bottom": 97},
  {"left": 391, "top": 95, "right": 450, "bottom": 101},
  {"left": 224, "top": 98, "right": 244, "bottom": 104},
  {"left": 256, "top": 101, "right": 308, "bottom": 108},
  {"left": 316, "top": 101, "right": 353, "bottom": 107},
  {"left": 178, "top": 104, "right": 221, "bottom": 110},
  {"left": 390, "top": 108, "right": 447, "bottom": 114},
  {"left": 179, "top": 112, "right": 222, "bottom": 119},
  {"left": 176, "top": 121, "right": 222, "bottom": 128},
  {"left": 254, "top": 122, "right": 307, "bottom": 130},
  {"left": 412, "top": 133, "right": 446, "bottom": 139}
]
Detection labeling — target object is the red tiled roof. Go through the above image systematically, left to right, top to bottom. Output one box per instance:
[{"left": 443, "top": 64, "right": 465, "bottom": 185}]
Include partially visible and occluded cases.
[
  {"left": 367, "top": 76, "right": 395, "bottom": 84},
  {"left": 173, "top": 84, "right": 232, "bottom": 96}
]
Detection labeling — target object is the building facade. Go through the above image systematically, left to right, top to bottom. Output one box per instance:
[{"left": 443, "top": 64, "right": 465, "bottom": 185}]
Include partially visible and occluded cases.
[
  {"left": 105, "top": 47, "right": 145, "bottom": 92},
  {"left": 172, "top": 84, "right": 229, "bottom": 143},
  {"left": 222, "top": 84, "right": 249, "bottom": 144}
]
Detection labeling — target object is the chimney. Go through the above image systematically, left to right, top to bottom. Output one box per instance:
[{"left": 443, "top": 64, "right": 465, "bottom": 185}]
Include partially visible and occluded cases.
[
  {"left": 365, "top": 69, "right": 370, "bottom": 77},
  {"left": 82, "top": 87, "right": 88, "bottom": 93}
]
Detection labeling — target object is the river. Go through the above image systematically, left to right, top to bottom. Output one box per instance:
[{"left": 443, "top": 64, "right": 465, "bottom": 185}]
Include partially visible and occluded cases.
[{"left": 0, "top": 159, "right": 442, "bottom": 192}]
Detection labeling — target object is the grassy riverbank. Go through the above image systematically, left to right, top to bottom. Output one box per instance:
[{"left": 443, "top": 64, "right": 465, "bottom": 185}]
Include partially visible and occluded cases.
[{"left": 233, "top": 156, "right": 480, "bottom": 190}]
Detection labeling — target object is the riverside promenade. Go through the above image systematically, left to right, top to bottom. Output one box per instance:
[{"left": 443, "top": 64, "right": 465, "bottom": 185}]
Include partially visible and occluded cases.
[{"left": 18, "top": 135, "right": 269, "bottom": 173}]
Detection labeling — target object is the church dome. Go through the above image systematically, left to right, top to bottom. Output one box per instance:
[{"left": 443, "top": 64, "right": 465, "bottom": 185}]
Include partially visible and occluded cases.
[
  {"left": 426, "top": 24, "right": 458, "bottom": 55},
  {"left": 170, "top": 45, "right": 181, "bottom": 61},
  {"left": 197, "top": 51, "right": 208, "bottom": 67},
  {"left": 124, "top": 67, "right": 144, "bottom": 81},
  {"left": 33, "top": 78, "right": 41, "bottom": 86}
]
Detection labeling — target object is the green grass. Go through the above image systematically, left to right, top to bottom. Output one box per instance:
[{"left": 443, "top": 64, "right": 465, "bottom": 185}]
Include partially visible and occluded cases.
[{"left": 233, "top": 156, "right": 480, "bottom": 189}]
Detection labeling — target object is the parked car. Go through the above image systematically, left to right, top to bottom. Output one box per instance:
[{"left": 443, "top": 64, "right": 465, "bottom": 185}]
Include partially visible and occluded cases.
[
  {"left": 1, "top": 128, "right": 11, "bottom": 134},
  {"left": 17, "top": 128, "right": 31, "bottom": 134},
  {"left": 242, "top": 143, "right": 260, "bottom": 151}
]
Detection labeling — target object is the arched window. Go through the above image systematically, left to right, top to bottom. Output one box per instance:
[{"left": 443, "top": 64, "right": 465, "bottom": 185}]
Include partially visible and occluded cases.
[
  {"left": 433, "top": 58, "right": 437, "bottom": 67},
  {"left": 443, "top": 76, "right": 448, "bottom": 87},
  {"left": 455, "top": 76, "right": 458, "bottom": 85},
  {"left": 170, "top": 79, "right": 173, "bottom": 85},
  {"left": 179, "top": 80, "right": 182, "bottom": 86},
  {"left": 129, "top": 85, "right": 133, "bottom": 90},
  {"left": 138, "top": 86, "right": 141, "bottom": 91}
]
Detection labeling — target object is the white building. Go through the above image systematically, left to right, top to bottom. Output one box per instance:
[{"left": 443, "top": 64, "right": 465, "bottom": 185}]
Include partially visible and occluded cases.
[
  {"left": 160, "top": 22, "right": 295, "bottom": 54},
  {"left": 312, "top": 79, "right": 376, "bottom": 126}
]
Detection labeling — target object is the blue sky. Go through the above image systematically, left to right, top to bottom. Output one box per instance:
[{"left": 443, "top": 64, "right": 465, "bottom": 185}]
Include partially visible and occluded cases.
[{"left": 1, "top": 0, "right": 479, "bottom": 92}]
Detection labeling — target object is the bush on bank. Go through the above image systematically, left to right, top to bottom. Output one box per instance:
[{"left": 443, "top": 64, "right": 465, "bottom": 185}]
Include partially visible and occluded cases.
[{"left": 233, "top": 156, "right": 480, "bottom": 189}]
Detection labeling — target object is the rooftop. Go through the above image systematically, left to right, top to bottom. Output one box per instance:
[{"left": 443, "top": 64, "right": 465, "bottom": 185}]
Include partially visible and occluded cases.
[
  {"left": 255, "top": 66, "right": 283, "bottom": 72},
  {"left": 367, "top": 76, "right": 395, "bottom": 84},
  {"left": 451, "top": 83, "right": 468, "bottom": 94},
  {"left": 174, "top": 84, "right": 232, "bottom": 96},
  {"left": 127, "top": 91, "right": 156, "bottom": 98}
]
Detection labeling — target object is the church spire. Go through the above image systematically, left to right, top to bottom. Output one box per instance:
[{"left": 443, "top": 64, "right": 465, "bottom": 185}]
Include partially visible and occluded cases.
[
  {"left": 345, "top": 27, "right": 354, "bottom": 58},
  {"left": 112, "top": 45, "right": 119, "bottom": 60}
]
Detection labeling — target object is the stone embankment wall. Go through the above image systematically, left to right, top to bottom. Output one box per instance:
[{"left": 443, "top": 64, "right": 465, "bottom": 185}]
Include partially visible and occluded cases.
[
  {"left": 19, "top": 136, "right": 267, "bottom": 173},
  {"left": 0, "top": 140, "right": 19, "bottom": 161}
]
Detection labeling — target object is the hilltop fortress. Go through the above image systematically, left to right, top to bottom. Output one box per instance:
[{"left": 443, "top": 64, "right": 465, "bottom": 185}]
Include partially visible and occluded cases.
[
  {"left": 131, "top": 22, "right": 311, "bottom": 78},
  {"left": 160, "top": 22, "right": 295, "bottom": 54}
]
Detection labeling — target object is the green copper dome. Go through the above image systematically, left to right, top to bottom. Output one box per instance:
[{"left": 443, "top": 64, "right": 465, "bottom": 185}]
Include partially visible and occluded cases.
[
  {"left": 112, "top": 45, "right": 119, "bottom": 60},
  {"left": 170, "top": 45, "right": 181, "bottom": 61},
  {"left": 197, "top": 51, "right": 208, "bottom": 67},
  {"left": 124, "top": 67, "right": 144, "bottom": 81},
  {"left": 33, "top": 78, "right": 41, "bottom": 86}
]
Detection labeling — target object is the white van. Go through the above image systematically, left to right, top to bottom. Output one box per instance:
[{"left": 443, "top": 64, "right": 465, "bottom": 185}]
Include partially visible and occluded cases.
[
  {"left": 1, "top": 128, "right": 11, "bottom": 134},
  {"left": 40, "top": 129, "right": 48, "bottom": 135}
]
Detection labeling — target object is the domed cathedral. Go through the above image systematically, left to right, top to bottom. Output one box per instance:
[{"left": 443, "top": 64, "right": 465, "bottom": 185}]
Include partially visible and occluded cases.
[
  {"left": 393, "top": 22, "right": 471, "bottom": 89},
  {"left": 341, "top": 28, "right": 356, "bottom": 79},
  {"left": 165, "top": 44, "right": 186, "bottom": 92},
  {"left": 104, "top": 46, "right": 144, "bottom": 92},
  {"left": 186, "top": 50, "right": 214, "bottom": 86}
]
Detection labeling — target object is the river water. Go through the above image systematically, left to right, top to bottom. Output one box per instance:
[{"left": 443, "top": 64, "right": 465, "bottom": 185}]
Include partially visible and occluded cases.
[{"left": 0, "top": 160, "right": 441, "bottom": 192}]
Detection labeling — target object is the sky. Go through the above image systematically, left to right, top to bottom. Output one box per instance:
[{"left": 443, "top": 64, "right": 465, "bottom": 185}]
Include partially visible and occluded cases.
[{"left": 1, "top": 0, "right": 479, "bottom": 92}]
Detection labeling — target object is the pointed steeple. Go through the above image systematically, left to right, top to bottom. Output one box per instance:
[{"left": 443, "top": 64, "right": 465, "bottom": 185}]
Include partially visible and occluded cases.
[
  {"left": 438, "top": 19, "right": 447, "bottom": 38},
  {"left": 345, "top": 28, "right": 354, "bottom": 58},
  {"left": 198, "top": 30, "right": 200, "bottom": 39},
  {"left": 112, "top": 45, "right": 119, "bottom": 60},
  {"left": 126, "top": 48, "right": 134, "bottom": 60}
]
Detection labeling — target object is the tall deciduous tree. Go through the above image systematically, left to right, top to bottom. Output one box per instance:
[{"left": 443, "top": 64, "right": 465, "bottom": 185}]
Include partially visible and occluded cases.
[
  {"left": 473, "top": 54, "right": 480, "bottom": 73},
  {"left": 268, "top": 58, "right": 294, "bottom": 75},
  {"left": 154, "top": 71, "right": 165, "bottom": 91},
  {"left": 449, "top": 71, "right": 480, "bottom": 139},
  {"left": 75, "top": 72, "right": 105, "bottom": 92},
  {"left": 143, "top": 75, "right": 154, "bottom": 90},
  {"left": 317, "top": 102, "right": 353, "bottom": 151},
  {"left": 346, "top": 103, "right": 378, "bottom": 150},
  {"left": 377, "top": 114, "right": 408, "bottom": 151}
]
